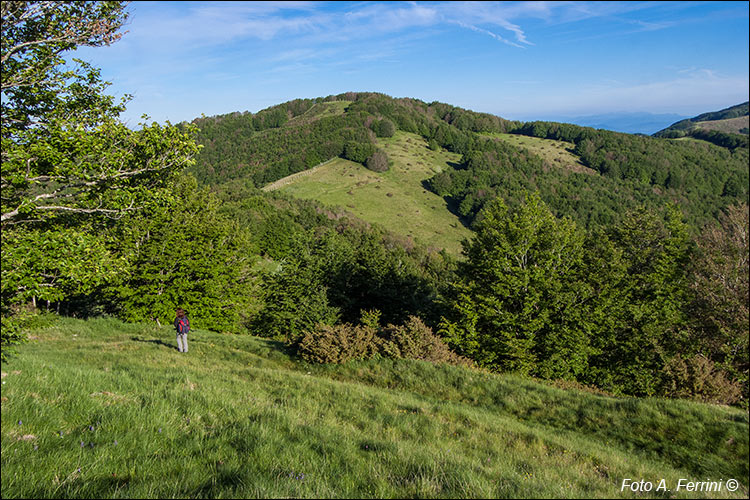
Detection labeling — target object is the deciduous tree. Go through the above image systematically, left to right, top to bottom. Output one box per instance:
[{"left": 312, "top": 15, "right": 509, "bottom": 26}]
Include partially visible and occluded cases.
[
  {"left": 1, "top": 1, "right": 199, "bottom": 357},
  {"left": 440, "top": 193, "right": 591, "bottom": 378}
]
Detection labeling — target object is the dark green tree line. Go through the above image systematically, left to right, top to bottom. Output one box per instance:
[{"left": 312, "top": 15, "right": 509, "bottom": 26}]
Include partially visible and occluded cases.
[{"left": 440, "top": 194, "right": 747, "bottom": 404}]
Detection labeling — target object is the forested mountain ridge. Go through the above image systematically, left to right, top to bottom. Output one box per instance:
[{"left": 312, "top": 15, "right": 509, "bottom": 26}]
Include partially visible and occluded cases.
[
  {"left": 189, "top": 92, "right": 748, "bottom": 232},
  {"left": 181, "top": 94, "right": 748, "bottom": 407},
  {"left": 653, "top": 101, "right": 749, "bottom": 147},
  {"left": 655, "top": 101, "right": 749, "bottom": 134}
]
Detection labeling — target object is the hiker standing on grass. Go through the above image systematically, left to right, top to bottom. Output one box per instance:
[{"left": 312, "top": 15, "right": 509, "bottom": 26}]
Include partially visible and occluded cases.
[{"left": 174, "top": 308, "right": 190, "bottom": 353}]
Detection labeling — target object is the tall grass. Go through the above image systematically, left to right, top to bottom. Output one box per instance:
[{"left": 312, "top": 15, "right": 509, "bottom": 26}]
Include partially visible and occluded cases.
[{"left": 2, "top": 316, "right": 747, "bottom": 498}]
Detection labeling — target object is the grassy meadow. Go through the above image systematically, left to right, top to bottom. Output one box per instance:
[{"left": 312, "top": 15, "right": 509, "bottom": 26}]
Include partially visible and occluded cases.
[
  {"left": 287, "top": 100, "right": 353, "bottom": 125},
  {"left": 690, "top": 116, "right": 749, "bottom": 135},
  {"left": 264, "top": 131, "right": 472, "bottom": 255},
  {"left": 482, "top": 132, "right": 596, "bottom": 175},
  {"left": 1, "top": 315, "right": 748, "bottom": 498}
]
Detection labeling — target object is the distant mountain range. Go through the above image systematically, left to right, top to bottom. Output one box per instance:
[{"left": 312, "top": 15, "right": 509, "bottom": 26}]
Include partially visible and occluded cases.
[
  {"left": 516, "top": 102, "right": 750, "bottom": 136},
  {"left": 521, "top": 112, "right": 689, "bottom": 135}
]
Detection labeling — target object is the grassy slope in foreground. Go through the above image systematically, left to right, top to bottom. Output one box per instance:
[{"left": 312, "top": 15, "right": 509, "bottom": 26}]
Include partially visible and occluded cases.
[
  {"left": 264, "top": 131, "right": 472, "bottom": 256},
  {"left": 1, "top": 316, "right": 748, "bottom": 499}
]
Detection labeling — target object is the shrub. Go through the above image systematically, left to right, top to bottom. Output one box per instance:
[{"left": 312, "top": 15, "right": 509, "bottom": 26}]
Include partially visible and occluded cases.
[
  {"left": 371, "top": 118, "right": 396, "bottom": 138},
  {"left": 343, "top": 141, "right": 377, "bottom": 164},
  {"left": 365, "top": 150, "right": 389, "bottom": 172},
  {"left": 298, "top": 315, "right": 471, "bottom": 367},
  {"left": 380, "top": 316, "right": 472, "bottom": 366},
  {"left": 298, "top": 323, "right": 380, "bottom": 364},
  {"left": 661, "top": 354, "right": 743, "bottom": 406}
]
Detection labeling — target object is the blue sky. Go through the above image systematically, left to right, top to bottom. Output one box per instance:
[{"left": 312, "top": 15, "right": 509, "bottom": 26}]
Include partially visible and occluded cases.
[{"left": 72, "top": 1, "right": 750, "bottom": 126}]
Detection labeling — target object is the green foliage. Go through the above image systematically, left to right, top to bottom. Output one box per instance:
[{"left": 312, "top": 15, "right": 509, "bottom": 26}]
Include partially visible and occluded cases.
[
  {"left": 1, "top": 1, "right": 200, "bottom": 356},
  {"left": 1, "top": 1, "right": 128, "bottom": 134},
  {"left": 2, "top": 2, "right": 199, "bottom": 227},
  {"left": 191, "top": 92, "right": 747, "bottom": 237},
  {"left": 190, "top": 96, "right": 376, "bottom": 187},
  {"left": 371, "top": 118, "right": 396, "bottom": 138},
  {"left": 431, "top": 119, "right": 749, "bottom": 231},
  {"left": 687, "top": 128, "right": 749, "bottom": 149},
  {"left": 343, "top": 141, "right": 378, "bottom": 165},
  {"left": 109, "top": 176, "right": 256, "bottom": 332},
  {"left": 438, "top": 193, "right": 745, "bottom": 404},
  {"left": 441, "top": 194, "right": 590, "bottom": 378},
  {"left": 687, "top": 204, "right": 749, "bottom": 403},
  {"left": 585, "top": 206, "right": 692, "bottom": 396},
  {"left": 250, "top": 222, "right": 450, "bottom": 341},
  {"left": 1, "top": 225, "right": 123, "bottom": 306},
  {"left": 252, "top": 254, "right": 341, "bottom": 343},
  {"left": 359, "top": 308, "right": 382, "bottom": 329},
  {"left": 0, "top": 314, "right": 28, "bottom": 362}
]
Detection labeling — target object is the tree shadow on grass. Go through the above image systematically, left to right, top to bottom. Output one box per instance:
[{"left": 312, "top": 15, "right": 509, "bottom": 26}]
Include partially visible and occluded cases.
[{"left": 131, "top": 336, "right": 176, "bottom": 350}]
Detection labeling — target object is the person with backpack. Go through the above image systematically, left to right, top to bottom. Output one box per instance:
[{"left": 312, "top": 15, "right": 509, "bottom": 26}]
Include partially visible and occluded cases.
[{"left": 174, "top": 308, "right": 190, "bottom": 353}]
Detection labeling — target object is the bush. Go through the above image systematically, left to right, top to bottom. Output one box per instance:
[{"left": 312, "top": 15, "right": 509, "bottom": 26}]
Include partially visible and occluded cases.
[
  {"left": 372, "top": 118, "right": 396, "bottom": 138},
  {"left": 343, "top": 141, "right": 377, "bottom": 164},
  {"left": 366, "top": 150, "right": 389, "bottom": 172},
  {"left": 297, "top": 315, "right": 471, "bottom": 367},
  {"left": 379, "top": 316, "right": 472, "bottom": 366},
  {"left": 298, "top": 323, "right": 380, "bottom": 364},
  {"left": 661, "top": 354, "right": 743, "bottom": 406}
]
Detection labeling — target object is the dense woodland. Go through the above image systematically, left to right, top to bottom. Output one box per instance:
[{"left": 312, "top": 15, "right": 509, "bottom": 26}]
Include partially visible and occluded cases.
[
  {"left": 2, "top": 2, "right": 748, "bottom": 409},
  {"left": 191, "top": 92, "right": 748, "bottom": 231}
]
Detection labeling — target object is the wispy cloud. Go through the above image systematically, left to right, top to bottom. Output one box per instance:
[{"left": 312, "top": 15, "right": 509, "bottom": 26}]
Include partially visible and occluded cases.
[
  {"left": 71, "top": 1, "right": 747, "bottom": 125},
  {"left": 454, "top": 21, "right": 525, "bottom": 48}
]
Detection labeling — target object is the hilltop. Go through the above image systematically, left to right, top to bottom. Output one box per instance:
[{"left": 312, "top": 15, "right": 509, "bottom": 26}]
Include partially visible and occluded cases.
[
  {"left": 190, "top": 92, "right": 748, "bottom": 237},
  {"left": 2, "top": 316, "right": 748, "bottom": 498}
]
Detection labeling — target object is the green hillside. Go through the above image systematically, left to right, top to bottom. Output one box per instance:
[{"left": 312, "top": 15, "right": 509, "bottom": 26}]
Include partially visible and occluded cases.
[
  {"left": 190, "top": 92, "right": 748, "bottom": 232},
  {"left": 653, "top": 102, "right": 749, "bottom": 147},
  {"left": 654, "top": 102, "right": 749, "bottom": 135},
  {"left": 691, "top": 115, "right": 749, "bottom": 135},
  {"left": 264, "top": 132, "right": 472, "bottom": 255},
  {"left": 481, "top": 132, "right": 594, "bottom": 175},
  {"left": 2, "top": 316, "right": 748, "bottom": 498}
]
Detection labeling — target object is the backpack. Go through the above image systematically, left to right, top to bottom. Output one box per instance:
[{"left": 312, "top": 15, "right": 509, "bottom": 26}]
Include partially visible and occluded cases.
[{"left": 178, "top": 316, "right": 190, "bottom": 334}]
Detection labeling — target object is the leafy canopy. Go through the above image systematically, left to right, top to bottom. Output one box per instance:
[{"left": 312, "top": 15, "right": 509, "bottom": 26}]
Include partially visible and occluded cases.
[{"left": 1, "top": 2, "right": 199, "bottom": 358}]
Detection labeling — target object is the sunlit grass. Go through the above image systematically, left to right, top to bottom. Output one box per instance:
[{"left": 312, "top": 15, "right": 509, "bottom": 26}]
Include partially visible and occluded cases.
[
  {"left": 265, "top": 131, "right": 472, "bottom": 255},
  {"left": 483, "top": 132, "right": 595, "bottom": 175},
  {"left": 2, "top": 315, "right": 747, "bottom": 498}
]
